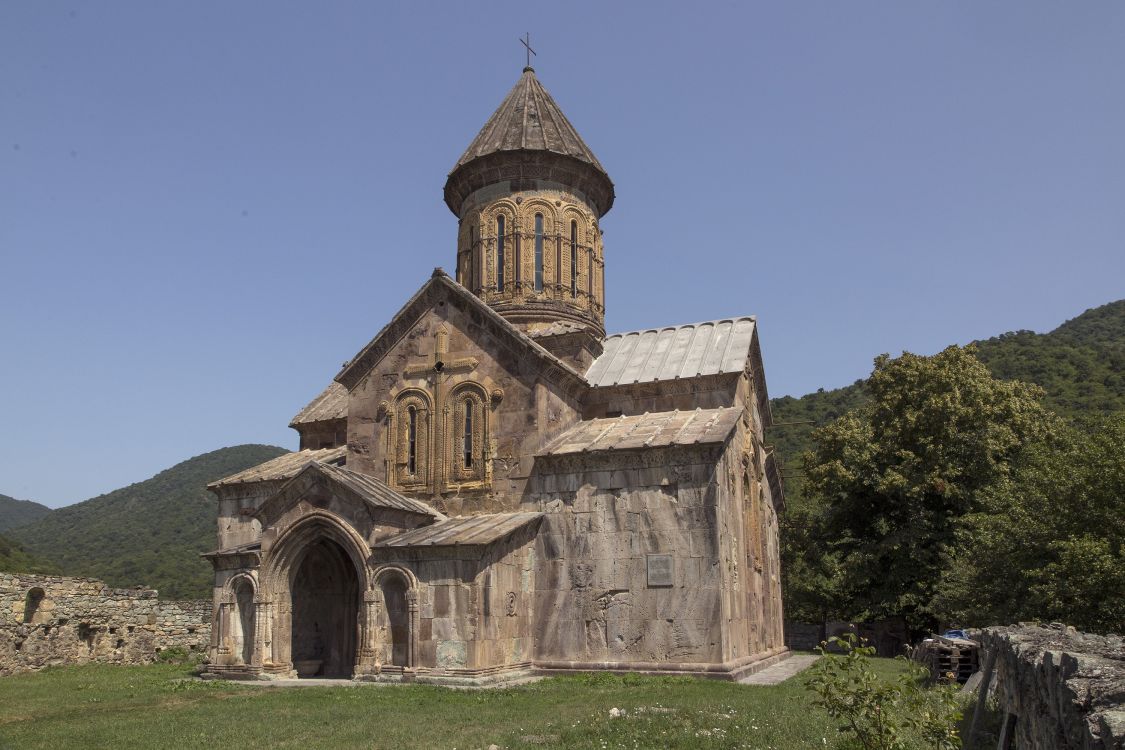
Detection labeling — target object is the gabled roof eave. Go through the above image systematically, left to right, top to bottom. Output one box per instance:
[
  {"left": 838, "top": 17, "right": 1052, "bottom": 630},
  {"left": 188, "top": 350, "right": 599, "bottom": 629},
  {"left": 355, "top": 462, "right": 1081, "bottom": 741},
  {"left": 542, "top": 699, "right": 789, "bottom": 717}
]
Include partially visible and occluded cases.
[{"left": 334, "top": 269, "right": 588, "bottom": 394}]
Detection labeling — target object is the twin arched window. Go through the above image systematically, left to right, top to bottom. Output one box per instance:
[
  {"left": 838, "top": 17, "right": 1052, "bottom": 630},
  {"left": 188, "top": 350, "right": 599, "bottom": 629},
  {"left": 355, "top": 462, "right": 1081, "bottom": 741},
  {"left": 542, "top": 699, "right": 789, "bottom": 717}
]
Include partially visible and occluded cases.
[{"left": 391, "top": 387, "right": 487, "bottom": 487}]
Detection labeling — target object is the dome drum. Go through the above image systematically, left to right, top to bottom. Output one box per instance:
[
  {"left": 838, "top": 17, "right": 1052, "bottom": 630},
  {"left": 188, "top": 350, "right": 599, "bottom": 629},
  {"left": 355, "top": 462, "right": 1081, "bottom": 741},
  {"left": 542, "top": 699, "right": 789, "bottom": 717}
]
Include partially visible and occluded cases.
[{"left": 444, "top": 150, "right": 614, "bottom": 219}]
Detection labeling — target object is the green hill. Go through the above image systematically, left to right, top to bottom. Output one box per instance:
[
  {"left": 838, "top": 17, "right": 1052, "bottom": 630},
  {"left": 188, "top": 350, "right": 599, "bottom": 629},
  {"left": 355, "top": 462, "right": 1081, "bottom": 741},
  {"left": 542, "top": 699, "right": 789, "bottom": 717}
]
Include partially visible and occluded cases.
[
  {"left": 770, "top": 299, "right": 1125, "bottom": 508},
  {"left": 7, "top": 444, "right": 287, "bottom": 598},
  {"left": 0, "top": 493, "right": 52, "bottom": 533},
  {"left": 0, "top": 532, "right": 58, "bottom": 574}
]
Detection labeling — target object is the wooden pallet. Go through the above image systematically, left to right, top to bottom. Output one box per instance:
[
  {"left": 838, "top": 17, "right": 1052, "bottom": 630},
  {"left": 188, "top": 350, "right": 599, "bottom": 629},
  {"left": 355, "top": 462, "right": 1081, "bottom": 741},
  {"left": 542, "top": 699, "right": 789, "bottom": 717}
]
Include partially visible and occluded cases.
[{"left": 912, "top": 635, "right": 979, "bottom": 684}]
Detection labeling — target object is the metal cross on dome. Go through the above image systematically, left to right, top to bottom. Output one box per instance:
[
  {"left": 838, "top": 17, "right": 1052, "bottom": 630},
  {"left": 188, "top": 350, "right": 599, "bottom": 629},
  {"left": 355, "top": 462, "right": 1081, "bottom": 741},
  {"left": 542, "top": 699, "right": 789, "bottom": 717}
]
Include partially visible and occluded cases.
[{"left": 520, "top": 32, "right": 536, "bottom": 68}]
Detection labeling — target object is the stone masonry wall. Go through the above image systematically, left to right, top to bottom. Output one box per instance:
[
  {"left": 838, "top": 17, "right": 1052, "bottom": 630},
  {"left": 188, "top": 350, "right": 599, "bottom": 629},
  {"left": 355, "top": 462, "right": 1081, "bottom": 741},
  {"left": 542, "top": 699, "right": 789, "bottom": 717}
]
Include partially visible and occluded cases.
[
  {"left": 527, "top": 447, "right": 727, "bottom": 670},
  {"left": 1, "top": 572, "right": 211, "bottom": 675},
  {"left": 981, "top": 624, "right": 1124, "bottom": 750}
]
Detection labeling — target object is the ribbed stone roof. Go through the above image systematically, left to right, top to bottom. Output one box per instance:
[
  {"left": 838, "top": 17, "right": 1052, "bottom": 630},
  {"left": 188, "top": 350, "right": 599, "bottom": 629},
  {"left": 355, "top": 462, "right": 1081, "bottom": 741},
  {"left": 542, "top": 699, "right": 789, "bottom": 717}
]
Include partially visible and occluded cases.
[
  {"left": 452, "top": 67, "right": 607, "bottom": 174},
  {"left": 586, "top": 318, "right": 757, "bottom": 387},
  {"left": 289, "top": 382, "right": 347, "bottom": 427},
  {"left": 538, "top": 408, "right": 742, "bottom": 456},
  {"left": 207, "top": 447, "right": 347, "bottom": 489},
  {"left": 375, "top": 512, "right": 543, "bottom": 549}
]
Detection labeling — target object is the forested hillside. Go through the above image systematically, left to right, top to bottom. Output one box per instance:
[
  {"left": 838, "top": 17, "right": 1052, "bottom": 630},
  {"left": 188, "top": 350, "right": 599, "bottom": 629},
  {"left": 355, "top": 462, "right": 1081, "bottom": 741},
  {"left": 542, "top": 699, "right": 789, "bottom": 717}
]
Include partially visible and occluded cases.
[
  {"left": 770, "top": 299, "right": 1125, "bottom": 507},
  {"left": 7, "top": 444, "right": 287, "bottom": 599},
  {"left": 0, "top": 493, "right": 52, "bottom": 533},
  {"left": 0, "top": 533, "right": 57, "bottom": 574}
]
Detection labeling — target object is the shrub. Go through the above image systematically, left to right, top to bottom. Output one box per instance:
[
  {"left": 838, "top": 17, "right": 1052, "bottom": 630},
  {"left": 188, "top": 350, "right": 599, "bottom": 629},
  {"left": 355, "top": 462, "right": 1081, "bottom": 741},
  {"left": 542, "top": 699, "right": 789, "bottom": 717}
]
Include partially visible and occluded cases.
[{"left": 806, "top": 632, "right": 962, "bottom": 750}]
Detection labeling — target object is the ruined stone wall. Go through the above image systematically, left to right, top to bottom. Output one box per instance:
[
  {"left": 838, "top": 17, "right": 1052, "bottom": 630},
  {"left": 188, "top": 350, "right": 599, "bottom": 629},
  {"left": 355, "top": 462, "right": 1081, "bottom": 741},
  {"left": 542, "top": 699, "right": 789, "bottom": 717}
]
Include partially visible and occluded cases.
[
  {"left": 526, "top": 447, "right": 727, "bottom": 671},
  {"left": 1, "top": 573, "right": 211, "bottom": 675},
  {"left": 981, "top": 624, "right": 1124, "bottom": 750}
]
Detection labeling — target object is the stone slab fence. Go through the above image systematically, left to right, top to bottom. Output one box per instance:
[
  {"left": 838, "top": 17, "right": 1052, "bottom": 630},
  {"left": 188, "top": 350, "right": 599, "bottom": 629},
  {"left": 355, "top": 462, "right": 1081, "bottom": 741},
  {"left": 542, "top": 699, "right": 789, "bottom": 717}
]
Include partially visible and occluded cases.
[
  {"left": 1, "top": 572, "right": 211, "bottom": 676},
  {"left": 972, "top": 624, "right": 1124, "bottom": 750}
]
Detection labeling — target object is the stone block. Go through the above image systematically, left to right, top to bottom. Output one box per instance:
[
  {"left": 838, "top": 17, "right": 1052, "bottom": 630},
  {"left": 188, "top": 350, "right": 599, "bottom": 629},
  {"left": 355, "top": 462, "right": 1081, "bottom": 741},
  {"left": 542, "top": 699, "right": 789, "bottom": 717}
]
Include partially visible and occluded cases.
[
  {"left": 433, "top": 585, "right": 451, "bottom": 618},
  {"left": 432, "top": 617, "right": 456, "bottom": 640},
  {"left": 432, "top": 638, "right": 463, "bottom": 670}
]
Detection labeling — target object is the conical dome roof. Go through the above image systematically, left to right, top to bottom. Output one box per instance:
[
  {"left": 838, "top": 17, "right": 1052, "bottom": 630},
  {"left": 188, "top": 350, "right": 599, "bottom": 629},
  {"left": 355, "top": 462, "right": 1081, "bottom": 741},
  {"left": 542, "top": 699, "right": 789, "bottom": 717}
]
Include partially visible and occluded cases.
[
  {"left": 453, "top": 67, "right": 608, "bottom": 173},
  {"left": 444, "top": 68, "right": 614, "bottom": 217}
]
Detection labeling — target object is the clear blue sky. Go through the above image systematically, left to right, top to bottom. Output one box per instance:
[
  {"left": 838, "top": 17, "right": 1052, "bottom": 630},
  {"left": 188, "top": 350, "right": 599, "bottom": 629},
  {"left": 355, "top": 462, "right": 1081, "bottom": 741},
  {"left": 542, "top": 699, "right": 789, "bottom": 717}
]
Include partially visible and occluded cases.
[{"left": 2, "top": 2, "right": 1122, "bottom": 507}]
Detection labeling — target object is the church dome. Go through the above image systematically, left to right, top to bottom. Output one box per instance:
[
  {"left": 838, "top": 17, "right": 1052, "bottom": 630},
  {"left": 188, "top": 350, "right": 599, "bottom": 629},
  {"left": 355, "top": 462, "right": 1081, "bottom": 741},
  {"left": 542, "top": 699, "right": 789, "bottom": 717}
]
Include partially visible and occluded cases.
[{"left": 443, "top": 67, "right": 615, "bottom": 219}]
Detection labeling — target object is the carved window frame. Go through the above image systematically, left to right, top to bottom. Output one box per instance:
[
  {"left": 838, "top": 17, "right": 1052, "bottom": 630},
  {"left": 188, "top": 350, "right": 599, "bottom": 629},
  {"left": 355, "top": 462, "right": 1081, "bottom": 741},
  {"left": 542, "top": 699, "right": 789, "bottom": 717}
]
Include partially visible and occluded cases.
[
  {"left": 519, "top": 201, "right": 556, "bottom": 297},
  {"left": 488, "top": 206, "right": 516, "bottom": 296},
  {"left": 562, "top": 208, "right": 589, "bottom": 302},
  {"left": 449, "top": 382, "right": 490, "bottom": 485},
  {"left": 393, "top": 389, "right": 432, "bottom": 489}
]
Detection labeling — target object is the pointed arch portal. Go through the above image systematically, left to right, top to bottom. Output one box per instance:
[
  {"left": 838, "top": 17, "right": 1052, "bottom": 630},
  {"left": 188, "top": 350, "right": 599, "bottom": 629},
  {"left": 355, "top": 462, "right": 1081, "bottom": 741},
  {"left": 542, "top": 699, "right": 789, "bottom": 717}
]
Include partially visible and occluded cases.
[{"left": 290, "top": 537, "right": 360, "bottom": 678}]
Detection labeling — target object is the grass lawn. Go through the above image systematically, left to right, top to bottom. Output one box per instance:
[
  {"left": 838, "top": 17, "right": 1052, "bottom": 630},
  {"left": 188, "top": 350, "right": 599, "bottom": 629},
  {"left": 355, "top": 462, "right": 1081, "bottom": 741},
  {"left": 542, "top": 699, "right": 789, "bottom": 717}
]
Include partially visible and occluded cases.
[{"left": 0, "top": 658, "right": 914, "bottom": 750}]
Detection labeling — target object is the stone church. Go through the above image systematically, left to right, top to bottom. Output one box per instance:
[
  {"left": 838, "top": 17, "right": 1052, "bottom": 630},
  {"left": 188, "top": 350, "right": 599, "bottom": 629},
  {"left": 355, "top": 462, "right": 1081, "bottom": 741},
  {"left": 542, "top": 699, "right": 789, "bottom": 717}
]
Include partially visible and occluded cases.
[{"left": 204, "top": 65, "right": 787, "bottom": 684}]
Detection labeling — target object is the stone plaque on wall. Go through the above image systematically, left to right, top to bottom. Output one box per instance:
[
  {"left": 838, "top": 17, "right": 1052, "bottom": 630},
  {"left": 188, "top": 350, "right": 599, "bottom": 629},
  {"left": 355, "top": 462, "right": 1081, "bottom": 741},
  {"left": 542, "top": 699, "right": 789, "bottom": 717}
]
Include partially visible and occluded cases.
[{"left": 646, "top": 554, "right": 674, "bottom": 587}]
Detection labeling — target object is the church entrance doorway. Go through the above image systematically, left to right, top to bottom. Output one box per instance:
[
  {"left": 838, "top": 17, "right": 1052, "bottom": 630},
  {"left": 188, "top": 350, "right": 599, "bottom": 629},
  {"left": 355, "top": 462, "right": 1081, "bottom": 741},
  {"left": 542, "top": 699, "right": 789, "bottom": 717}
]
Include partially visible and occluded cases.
[{"left": 290, "top": 538, "right": 359, "bottom": 678}]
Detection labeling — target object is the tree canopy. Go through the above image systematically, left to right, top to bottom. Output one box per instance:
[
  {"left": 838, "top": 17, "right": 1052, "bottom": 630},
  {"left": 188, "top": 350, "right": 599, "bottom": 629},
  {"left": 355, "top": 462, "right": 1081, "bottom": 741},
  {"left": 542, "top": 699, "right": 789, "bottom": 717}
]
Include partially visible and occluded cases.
[
  {"left": 803, "top": 346, "right": 1056, "bottom": 631},
  {"left": 934, "top": 413, "right": 1125, "bottom": 633}
]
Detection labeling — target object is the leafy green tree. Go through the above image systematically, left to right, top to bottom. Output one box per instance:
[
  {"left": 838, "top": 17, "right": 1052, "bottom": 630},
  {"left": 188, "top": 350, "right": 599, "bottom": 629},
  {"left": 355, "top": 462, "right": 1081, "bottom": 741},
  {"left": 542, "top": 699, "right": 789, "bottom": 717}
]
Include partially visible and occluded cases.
[
  {"left": 803, "top": 346, "right": 1056, "bottom": 632},
  {"left": 934, "top": 414, "right": 1125, "bottom": 633},
  {"left": 779, "top": 502, "right": 846, "bottom": 627}
]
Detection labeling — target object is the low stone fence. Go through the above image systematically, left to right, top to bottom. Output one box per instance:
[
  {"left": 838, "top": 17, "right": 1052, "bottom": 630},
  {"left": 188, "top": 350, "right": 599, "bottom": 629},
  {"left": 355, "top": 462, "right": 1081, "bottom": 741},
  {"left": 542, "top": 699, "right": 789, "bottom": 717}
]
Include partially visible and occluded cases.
[
  {"left": 1, "top": 572, "right": 211, "bottom": 675},
  {"left": 975, "top": 624, "right": 1124, "bottom": 750}
]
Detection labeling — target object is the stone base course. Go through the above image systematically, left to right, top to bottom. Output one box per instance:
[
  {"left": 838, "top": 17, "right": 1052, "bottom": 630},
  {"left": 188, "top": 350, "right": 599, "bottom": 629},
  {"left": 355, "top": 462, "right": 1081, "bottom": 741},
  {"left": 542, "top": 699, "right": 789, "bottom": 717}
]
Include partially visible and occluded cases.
[{"left": 1, "top": 572, "right": 210, "bottom": 675}]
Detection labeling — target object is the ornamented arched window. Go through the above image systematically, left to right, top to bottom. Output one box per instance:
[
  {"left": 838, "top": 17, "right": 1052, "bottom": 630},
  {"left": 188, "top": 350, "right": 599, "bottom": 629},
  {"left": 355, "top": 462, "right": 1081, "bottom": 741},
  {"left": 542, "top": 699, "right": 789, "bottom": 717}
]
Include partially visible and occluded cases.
[
  {"left": 533, "top": 213, "right": 544, "bottom": 292},
  {"left": 496, "top": 215, "right": 506, "bottom": 292},
  {"left": 570, "top": 220, "right": 578, "bottom": 298},
  {"left": 450, "top": 383, "right": 488, "bottom": 484},
  {"left": 393, "top": 391, "right": 431, "bottom": 488},
  {"left": 463, "top": 400, "right": 474, "bottom": 468},
  {"left": 408, "top": 406, "right": 418, "bottom": 475}
]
